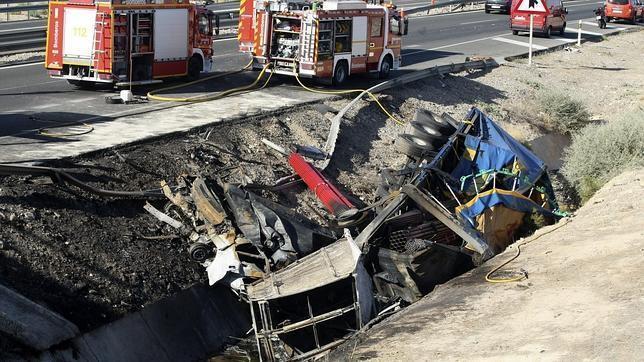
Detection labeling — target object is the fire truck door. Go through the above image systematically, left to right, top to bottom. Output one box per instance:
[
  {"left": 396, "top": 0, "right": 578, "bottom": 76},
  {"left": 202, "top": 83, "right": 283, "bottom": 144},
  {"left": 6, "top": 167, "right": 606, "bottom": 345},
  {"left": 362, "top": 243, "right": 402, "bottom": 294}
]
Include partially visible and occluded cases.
[
  {"left": 351, "top": 16, "right": 367, "bottom": 57},
  {"left": 367, "top": 16, "right": 385, "bottom": 68}
]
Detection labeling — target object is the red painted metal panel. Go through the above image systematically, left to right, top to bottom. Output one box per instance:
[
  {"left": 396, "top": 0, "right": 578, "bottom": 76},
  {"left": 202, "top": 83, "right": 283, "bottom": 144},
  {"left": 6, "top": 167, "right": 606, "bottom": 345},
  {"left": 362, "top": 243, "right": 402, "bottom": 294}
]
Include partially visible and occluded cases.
[
  {"left": 238, "top": 0, "right": 255, "bottom": 53},
  {"left": 45, "top": 3, "right": 65, "bottom": 70},
  {"left": 153, "top": 60, "right": 187, "bottom": 77},
  {"left": 288, "top": 152, "right": 354, "bottom": 216}
]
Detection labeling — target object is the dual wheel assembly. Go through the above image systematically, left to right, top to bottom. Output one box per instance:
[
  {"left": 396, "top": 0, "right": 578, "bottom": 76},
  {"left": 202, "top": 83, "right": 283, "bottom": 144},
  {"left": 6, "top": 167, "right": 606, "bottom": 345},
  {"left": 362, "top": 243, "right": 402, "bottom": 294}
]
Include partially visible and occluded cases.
[{"left": 394, "top": 109, "right": 457, "bottom": 160}]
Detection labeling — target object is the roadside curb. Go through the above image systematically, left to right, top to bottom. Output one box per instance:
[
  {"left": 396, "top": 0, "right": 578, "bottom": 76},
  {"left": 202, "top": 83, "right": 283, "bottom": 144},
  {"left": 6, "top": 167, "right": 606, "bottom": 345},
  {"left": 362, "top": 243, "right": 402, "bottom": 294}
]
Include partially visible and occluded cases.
[
  {"left": 504, "top": 25, "right": 642, "bottom": 62},
  {"left": 0, "top": 55, "right": 44, "bottom": 68}
]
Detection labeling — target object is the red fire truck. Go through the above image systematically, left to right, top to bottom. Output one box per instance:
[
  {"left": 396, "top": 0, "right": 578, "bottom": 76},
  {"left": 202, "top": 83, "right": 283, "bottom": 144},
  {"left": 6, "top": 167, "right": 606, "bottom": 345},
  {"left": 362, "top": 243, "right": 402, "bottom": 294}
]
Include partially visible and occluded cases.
[
  {"left": 45, "top": 0, "right": 216, "bottom": 87},
  {"left": 239, "top": 0, "right": 407, "bottom": 84}
]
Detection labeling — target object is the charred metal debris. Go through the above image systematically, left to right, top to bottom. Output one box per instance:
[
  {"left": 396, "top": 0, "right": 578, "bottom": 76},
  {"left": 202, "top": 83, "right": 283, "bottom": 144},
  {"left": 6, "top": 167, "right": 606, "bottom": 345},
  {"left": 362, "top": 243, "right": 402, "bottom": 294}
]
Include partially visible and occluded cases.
[
  {"left": 0, "top": 107, "right": 561, "bottom": 360},
  {"left": 139, "top": 107, "right": 563, "bottom": 360}
]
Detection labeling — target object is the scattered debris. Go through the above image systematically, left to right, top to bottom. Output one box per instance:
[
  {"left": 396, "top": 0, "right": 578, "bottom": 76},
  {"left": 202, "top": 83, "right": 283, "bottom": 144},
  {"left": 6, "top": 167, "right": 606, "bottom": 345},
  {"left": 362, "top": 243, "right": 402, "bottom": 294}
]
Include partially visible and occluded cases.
[{"left": 140, "top": 107, "right": 561, "bottom": 360}]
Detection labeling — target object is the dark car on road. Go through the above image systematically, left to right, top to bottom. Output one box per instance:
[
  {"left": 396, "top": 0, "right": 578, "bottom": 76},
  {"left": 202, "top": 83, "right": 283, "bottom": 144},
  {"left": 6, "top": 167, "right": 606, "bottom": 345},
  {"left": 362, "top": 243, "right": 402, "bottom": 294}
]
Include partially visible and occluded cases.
[{"left": 485, "top": 0, "right": 512, "bottom": 13}]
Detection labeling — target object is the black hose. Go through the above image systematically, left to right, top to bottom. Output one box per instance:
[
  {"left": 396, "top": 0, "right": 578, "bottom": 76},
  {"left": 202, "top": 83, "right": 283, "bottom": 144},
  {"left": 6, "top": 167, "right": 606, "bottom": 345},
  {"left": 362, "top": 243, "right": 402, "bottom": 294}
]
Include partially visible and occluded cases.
[{"left": 0, "top": 163, "right": 164, "bottom": 199}]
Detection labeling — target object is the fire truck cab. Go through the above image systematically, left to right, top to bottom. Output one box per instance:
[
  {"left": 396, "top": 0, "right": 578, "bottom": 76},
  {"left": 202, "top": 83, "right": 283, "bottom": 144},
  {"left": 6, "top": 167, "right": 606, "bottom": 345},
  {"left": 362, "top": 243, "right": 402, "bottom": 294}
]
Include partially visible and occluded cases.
[
  {"left": 45, "top": 0, "right": 216, "bottom": 87},
  {"left": 239, "top": 0, "right": 407, "bottom": 84}
]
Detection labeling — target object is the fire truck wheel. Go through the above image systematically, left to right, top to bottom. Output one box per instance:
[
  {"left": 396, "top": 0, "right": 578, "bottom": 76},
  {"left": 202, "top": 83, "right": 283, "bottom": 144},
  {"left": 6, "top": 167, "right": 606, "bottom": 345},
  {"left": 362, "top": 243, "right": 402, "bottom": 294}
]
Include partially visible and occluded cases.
[
  {"left": 559, "top": 23, "right": 566, "bottom": 35},
  {"left": 544, "top": 26, "right": 551, "bottom": 38},
  {"left": 512, "top": 29, "right": 519, "bottom": 35},
  {"left": 188, "top": 55, "right": 203, "bottom": 80},
  {"left": 379, "top": 55, "right": 393, "bottom": 79},
  {"left": 332, "top": 61, "right": 348, "bottom": 85},
  {"left": 395, "top": 133, "right": 437, "bottom": 159}
]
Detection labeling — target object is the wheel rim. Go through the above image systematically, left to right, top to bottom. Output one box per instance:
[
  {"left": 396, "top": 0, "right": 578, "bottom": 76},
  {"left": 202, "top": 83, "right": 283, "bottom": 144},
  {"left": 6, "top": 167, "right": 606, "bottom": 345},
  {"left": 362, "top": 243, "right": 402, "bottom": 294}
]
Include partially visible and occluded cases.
[
  {"left": 382, "top": 61, "right": 390, "bottom": 75},
  {"left": 336, "top": 65, "right": 346, "bottom": 83}
]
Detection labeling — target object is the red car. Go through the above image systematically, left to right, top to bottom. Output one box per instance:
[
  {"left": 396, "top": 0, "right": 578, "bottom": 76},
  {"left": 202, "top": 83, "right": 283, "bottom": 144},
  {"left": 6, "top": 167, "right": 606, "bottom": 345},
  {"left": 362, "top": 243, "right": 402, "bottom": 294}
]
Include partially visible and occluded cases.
[
  {"left": 511, "top": 0, "right": 568, "bottom": 38},
  {"left": 605, "top": 0, "right": 644, "bottom": 23}
]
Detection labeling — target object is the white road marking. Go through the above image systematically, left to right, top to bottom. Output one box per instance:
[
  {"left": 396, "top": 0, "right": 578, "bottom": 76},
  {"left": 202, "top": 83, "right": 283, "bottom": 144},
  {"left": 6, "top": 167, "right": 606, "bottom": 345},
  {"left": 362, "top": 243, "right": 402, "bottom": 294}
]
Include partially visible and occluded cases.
[
  {"left": 566, "top": 1, "right": 603, "bottom": 6},
  {"left": 461, "top": 19, "right": 498, "bottom": 25},
  {"left": 581, "top": 20, "right": 625, "bottom": 29},
  {"left": 566, "top": 27, "right": 603, "bottom": 36},
  {"left": 405, "top": 33, "right": 510, "bottom": 56},
  {"left": 551, "top": 36, "right": 576, "bottom": 42},
  {"left": 214, "top": 37, "right": 237, "bottom": 43},
  {"left": 492, "top": 37, "right": 547, "bottom": 49},
  {"left": 407, "top": 44, "right": 420, "bottom": 48},
  {"left": 0, "top": 62, "right": 43, "bottom": 71},
  {"left": 69, "top": 97, "right": 96, "bottom": 103},
  {"left": 32, "top": 103, "right": 60, "bottom": 110},
  {"left": 0, "top": 110, "right": 26, "bottom": 114}
]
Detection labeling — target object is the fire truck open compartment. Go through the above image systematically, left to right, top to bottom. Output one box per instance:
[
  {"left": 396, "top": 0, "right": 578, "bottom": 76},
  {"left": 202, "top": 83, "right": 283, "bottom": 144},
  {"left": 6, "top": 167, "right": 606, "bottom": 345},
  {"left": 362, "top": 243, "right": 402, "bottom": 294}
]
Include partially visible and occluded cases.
[{"left": 271, "top": 15, "right": 302, "bottom": 64}]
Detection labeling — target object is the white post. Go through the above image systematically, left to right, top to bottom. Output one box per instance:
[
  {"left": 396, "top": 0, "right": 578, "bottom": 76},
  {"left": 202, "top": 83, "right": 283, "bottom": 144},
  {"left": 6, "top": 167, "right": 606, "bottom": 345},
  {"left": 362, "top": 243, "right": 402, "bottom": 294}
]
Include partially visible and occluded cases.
[
  {"left": 528, "top": 14, "right": 534, "bottom": 66},
  {"left": 577, "top": 20, "right": 582, "bottom": 46}
]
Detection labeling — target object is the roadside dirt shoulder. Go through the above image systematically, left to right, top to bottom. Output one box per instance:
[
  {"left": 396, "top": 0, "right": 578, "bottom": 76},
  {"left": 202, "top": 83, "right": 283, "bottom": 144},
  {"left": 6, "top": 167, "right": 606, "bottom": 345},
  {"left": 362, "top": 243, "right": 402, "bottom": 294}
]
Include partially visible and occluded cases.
[{"left": 334, "top": 169, "right": 644, "bottom": 361}]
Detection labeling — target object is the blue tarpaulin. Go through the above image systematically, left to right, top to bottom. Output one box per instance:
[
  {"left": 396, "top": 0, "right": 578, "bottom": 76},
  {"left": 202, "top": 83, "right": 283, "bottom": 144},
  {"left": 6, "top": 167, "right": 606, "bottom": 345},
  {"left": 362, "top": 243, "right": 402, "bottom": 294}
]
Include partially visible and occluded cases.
[
  {"left": 451, "top": 108, "right": 558, "bottom": 228},
  {"left": 451, "top": 108, "right": 547, "bottom": 191}
]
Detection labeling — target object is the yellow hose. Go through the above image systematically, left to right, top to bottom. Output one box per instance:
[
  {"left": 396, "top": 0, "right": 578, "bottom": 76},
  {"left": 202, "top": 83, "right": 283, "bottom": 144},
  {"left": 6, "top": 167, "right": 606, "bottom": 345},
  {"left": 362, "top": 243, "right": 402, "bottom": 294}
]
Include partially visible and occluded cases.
[
  {"left": 146, "top": 58, "right": 270, "bottom": 102},
  {"left": 293, "top": 72, "right": 404, "bottom": 126},
  {"left": 38, "top": 123, "right": 95, "bottom": 138},
  {"left": 485, "top": 218, "right": 571, "bottom": 283}
]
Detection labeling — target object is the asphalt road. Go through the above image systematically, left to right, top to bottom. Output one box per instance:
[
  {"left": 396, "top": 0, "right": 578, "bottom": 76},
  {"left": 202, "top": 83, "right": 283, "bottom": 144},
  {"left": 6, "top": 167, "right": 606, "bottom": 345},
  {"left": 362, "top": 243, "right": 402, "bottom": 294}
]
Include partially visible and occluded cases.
[{"left": 0, "top": 0, "right": 637, "bottom": 144}]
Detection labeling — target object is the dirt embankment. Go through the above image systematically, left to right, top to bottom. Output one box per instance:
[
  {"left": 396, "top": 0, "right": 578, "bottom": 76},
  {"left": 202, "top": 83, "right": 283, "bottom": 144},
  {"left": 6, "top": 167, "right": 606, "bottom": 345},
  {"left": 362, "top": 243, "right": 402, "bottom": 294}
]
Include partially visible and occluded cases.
[
  {"left": 0, "top": 29, "right": 641, "bottom": 346},
  {"left": 331, "top": 169, "right": 644, "bottom": 361}
]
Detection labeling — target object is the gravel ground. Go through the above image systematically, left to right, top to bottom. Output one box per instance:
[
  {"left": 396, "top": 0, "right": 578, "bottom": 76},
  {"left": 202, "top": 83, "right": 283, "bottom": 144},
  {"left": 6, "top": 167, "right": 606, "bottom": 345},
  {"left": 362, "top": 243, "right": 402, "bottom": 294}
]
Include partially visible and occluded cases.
[{"left": 1, "top": 30, "right": 641, "bottom": 354}]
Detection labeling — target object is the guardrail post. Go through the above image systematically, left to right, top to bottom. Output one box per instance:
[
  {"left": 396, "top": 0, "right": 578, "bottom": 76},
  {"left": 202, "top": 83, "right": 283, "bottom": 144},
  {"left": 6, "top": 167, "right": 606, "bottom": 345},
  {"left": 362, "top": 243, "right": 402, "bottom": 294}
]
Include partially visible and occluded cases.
[
  {"left": 528, "top": 14, "right": 534, "bottom": 66},
  {"left": 577, "top": 20, "right": 582, "bottom": 46}
]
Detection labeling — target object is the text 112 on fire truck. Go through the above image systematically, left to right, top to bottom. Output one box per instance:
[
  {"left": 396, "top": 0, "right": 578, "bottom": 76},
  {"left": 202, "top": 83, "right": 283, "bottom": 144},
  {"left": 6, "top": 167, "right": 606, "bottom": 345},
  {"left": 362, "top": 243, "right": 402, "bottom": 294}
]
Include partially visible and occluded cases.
[
  {"left": 45, "top": 0, "right": 216, "bottom": 88},
  {"left": 239, "top": 0, "right": 408, "bottom": 84}
]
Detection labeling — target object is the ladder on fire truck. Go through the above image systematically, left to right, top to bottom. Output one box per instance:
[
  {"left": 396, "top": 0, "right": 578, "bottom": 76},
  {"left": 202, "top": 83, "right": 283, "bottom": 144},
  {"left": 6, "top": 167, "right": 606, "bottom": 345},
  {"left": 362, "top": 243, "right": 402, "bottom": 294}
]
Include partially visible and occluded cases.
[
  {"left": 89, "top": 10, "right": 109, "bottom": 78},
  {"left": 300, "top": 15, "right": 317, "bottom": 62}
]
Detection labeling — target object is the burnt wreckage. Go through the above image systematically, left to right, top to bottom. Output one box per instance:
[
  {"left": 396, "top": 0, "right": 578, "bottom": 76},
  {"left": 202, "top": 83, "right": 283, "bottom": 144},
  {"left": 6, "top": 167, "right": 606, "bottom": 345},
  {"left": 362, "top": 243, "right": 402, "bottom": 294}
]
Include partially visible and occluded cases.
[{"left": 148, "top": 107, "right": 562, "bottom": 360}]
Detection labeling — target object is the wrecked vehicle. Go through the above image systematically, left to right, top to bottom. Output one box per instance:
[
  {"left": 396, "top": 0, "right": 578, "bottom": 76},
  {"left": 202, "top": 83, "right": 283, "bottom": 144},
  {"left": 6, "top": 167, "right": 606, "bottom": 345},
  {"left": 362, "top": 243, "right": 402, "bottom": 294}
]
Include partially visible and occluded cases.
[{"left": 145, "top": 107, "right": 562, "bottom": 360}]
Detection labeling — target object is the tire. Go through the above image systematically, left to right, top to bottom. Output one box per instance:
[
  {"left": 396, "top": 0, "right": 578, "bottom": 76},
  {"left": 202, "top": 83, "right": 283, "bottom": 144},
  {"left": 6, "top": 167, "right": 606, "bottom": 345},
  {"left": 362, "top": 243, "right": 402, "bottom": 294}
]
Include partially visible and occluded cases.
[
  {"left": 485, "top": 7, "right": 490, "bottom": 13},
  {"left": 559, "top": 23, "right": 566, "bottom": 35},
  {"left": 544, "top": 26, "right": 551, "bottom": 38},
  {"left": 512, "top": 29, "right": 519, "bottom": 35},
  {"left": 188, "top": 55, "right": 202, "bottom": 80},
  {"left": 379, "top": 55, "right": 393, "bottom": 79},
  {"left": 333, "top": 61, "right": 348, "bottom": 85},
  {"left": 413, "top": 109, "right": 454, "bottom": 134},
  {"left": 405, "top": 122, "right": 448, "bottom": 146},
  {"left": 395, "top": 133, "right": 437, "bottom": 159},
  {"left": 188, "top": 243, "right": 210, "bottom": 263}
]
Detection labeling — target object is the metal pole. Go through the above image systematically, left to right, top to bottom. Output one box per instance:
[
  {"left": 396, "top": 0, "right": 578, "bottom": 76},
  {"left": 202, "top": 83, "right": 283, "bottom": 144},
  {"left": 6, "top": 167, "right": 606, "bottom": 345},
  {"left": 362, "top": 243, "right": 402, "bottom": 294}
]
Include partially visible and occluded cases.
[
  {"left": 528, "top": 14, "right": 534, "bottom": 66},
  {"left": 577, "top": 20, "right": 582, "bottom": 46}
]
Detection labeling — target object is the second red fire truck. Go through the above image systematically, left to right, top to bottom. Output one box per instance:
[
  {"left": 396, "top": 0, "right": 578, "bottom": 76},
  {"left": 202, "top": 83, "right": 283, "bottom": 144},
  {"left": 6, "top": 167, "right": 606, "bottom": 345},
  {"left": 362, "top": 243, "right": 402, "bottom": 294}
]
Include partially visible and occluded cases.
[{"left": 239, "top": 0, "right": 407, "bottom": 84}]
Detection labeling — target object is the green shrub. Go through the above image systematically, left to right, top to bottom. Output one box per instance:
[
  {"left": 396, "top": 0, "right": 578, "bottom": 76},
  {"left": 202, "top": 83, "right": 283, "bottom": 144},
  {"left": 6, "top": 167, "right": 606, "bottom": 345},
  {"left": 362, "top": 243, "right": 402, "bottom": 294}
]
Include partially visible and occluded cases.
[
  {"left": 537, "top": 91, "right": 591, "bottom": 134},
  {"left": 561, "top": 108, "right": 644, "bottom": 202}
]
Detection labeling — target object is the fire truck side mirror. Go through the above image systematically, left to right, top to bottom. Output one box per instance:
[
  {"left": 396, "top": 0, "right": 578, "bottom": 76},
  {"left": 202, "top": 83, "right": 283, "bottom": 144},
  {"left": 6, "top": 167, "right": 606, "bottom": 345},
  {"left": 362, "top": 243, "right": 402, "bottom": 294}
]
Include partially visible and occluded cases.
[
  {"left": 210, "top": 13, "right": 220, "bottom": 36},
  {"left": 390, "top": 17, "right": 400, "bottom": 35}
]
